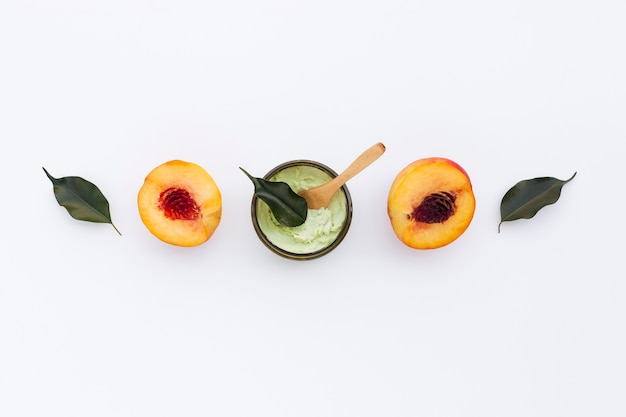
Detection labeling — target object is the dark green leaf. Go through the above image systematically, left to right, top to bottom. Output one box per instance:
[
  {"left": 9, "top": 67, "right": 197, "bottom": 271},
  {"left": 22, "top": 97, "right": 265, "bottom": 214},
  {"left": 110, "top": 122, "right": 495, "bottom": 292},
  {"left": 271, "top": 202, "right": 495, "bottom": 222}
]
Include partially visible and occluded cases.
[
  {"left": 43, "top": 167, "right": 121, "bottom": 235},
  {"left": 240, "top": 167, "right": 308, "bottom": 227},
  {"left": 498, "top": 172, "right": 576, "bottom": 233}
]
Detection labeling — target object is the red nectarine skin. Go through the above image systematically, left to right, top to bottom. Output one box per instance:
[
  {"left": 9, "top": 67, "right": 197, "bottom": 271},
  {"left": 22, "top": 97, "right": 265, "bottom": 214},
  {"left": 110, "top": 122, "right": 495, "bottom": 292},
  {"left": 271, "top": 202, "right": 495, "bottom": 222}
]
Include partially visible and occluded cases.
[{"left": 387, "top": 157, "right": 475, "bottom": 249}]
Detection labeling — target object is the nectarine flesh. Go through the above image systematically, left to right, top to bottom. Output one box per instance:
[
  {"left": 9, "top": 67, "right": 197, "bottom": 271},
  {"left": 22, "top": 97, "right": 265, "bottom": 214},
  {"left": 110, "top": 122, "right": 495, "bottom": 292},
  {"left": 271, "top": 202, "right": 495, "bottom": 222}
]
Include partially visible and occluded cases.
[
  {"left": 387, "top": 157, "right": 475, "bottom": 249},
  {"left": 138, "top": 160, "right": 222, "bottom": 247}
]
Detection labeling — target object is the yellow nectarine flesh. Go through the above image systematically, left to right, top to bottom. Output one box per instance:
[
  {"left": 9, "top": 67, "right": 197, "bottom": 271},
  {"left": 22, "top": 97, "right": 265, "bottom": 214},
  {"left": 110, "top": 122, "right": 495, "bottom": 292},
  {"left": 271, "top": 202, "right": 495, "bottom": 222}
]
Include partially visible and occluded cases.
[
  {"left": 388, "top": 157, "right": 475, "bottom": 249},
  {"left": 138, "top": 160, "right": 222, "bottom": 247}
]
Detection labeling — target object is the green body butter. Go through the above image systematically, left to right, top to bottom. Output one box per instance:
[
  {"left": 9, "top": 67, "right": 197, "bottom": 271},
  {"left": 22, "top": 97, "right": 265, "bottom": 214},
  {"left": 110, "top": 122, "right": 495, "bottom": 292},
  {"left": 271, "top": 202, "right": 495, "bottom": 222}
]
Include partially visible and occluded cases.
[{"left": 256, "top": 165, "right": 348, "bottom": 254}]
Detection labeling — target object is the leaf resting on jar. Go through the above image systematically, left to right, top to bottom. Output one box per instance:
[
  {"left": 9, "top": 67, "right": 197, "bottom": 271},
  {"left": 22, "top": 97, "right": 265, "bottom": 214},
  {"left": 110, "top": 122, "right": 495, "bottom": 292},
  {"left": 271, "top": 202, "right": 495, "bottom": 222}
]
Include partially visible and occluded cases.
[
  {"left": 43, "top": 167, "right": 121, "bottom": 235},
  {"left": 240, "top": 167, "right": 308, "bottom": 227},
  {"left": 498, "top": 172, "right": 576, "bottom": 232}
]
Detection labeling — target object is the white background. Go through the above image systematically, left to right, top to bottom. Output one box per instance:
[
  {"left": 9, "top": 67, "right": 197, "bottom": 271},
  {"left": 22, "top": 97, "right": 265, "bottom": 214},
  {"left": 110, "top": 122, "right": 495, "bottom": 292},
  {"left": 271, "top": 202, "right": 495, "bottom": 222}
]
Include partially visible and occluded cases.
[{"left": 1, "top": 1, "right": 625, "bottom": 416}]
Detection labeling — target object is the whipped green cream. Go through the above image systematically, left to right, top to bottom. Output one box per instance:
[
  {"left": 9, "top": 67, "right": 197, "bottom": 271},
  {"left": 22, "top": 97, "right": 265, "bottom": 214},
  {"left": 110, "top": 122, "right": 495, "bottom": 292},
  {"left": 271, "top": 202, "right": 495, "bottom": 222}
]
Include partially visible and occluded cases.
[{"left": 256, "top": 165, "right": 347, "bottom": 254}]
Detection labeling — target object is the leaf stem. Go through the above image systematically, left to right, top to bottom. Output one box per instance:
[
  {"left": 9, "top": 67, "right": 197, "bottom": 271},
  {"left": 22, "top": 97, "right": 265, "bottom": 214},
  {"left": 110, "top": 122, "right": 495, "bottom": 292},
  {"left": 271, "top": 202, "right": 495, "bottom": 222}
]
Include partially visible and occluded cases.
[
  {"left": 42, "top": 167, "right": 56, "bottom": 182},
  {"left": 565, "top": 172, "right": 577, "bottom": 183},
  {"left": 111, "top": 222, "right": 122, "bottom": 236}
]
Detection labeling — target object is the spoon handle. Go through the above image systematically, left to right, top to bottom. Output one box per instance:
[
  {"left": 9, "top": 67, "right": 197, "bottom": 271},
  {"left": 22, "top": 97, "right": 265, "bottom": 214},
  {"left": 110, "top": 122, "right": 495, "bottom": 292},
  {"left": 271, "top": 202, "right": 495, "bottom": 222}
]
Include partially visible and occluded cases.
[
  {"left": 299, "top": 142, "right": 386, "bottom": 209},
  {"left": 331, "top": 142, "right": 386, "bottom": 186}
]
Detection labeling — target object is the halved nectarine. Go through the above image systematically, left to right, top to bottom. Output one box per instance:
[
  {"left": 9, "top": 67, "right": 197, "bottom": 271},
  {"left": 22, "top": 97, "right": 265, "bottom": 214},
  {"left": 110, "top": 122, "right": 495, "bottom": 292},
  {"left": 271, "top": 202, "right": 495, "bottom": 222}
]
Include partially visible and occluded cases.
[
  {"left": 387, "top": 157, "right": 475, "bottom": 249},
  {"left": 138, "top": 160, "right": 222, "bottom": 247}
]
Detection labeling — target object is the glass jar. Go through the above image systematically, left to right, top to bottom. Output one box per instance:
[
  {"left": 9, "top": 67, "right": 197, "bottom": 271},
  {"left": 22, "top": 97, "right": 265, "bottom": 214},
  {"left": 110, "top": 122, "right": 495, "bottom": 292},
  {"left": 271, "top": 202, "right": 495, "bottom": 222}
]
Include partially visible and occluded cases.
[{"left": 250, "top": 160, "right": 353, "bottom": 260}]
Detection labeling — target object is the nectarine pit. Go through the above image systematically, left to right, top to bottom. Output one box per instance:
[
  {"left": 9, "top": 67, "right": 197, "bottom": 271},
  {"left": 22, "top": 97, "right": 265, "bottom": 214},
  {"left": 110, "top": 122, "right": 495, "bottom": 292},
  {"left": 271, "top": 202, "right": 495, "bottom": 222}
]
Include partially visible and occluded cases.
[
  {"left": 158, "top": 187, "right": 201, "bottom": 221},
  {"left": 411, "top": 191, "right": 456, "bottom": 224}
]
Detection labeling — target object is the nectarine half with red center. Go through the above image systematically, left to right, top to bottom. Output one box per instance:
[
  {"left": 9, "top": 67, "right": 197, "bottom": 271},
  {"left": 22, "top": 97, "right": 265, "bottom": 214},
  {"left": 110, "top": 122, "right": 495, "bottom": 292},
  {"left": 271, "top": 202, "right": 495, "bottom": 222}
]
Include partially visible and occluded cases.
[
  {"left": 387, "top": 157, "right": 475, "bottom": 249},
  {"left": 138, "top": 160, "right": 222, "bottom": 247}
]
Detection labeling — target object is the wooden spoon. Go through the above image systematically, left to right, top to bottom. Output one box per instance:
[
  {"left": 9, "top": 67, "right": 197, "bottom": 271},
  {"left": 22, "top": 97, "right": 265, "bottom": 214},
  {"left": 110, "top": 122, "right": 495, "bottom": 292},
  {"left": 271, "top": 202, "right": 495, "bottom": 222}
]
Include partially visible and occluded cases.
[{"left": 299, "top": 142, "right": 386, "bottom": 209}]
